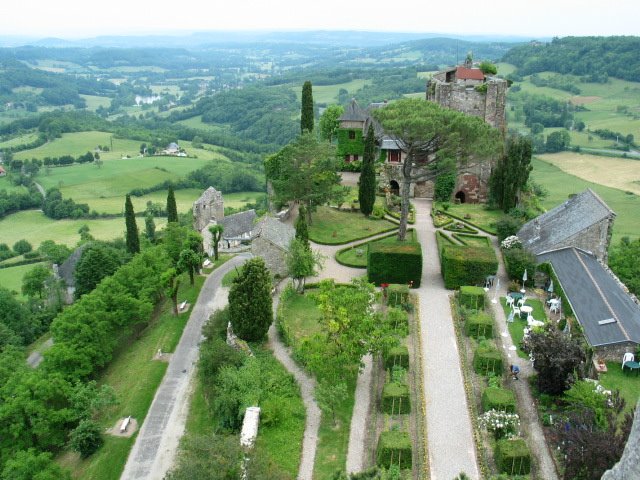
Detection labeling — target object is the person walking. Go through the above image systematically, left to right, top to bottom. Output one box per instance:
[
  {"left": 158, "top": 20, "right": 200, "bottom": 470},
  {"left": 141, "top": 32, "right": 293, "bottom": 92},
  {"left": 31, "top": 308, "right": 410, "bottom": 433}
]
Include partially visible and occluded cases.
[{"left": 510, "top": 364, "right": 520, "bottom": 380}]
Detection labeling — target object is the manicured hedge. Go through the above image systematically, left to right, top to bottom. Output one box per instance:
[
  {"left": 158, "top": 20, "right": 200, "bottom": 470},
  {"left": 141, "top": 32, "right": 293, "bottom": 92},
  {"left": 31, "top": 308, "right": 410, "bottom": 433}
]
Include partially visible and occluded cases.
[
  {"left": 368, "top": 241, "right": 422, "bottom": 287},
  {"left": 441, "top": 244, "right": 497, "bottom": 290},
  {"left": 503, "top": 248, "right": 536, "bottom": 285},
  {"left": 387, "top": 284, "right": 410, "bottom": 307},
  {"left": 459, "top": 286, "right": 486, "bottom": 310},
  {"left": 464, "top": 311, "right": 494, "bottom": 339},
  {"left": 473, "top": 342, "right": 503, "bottom": 376},
  {"left": 384, "top": 345, "right": 409, "bottom": 369},
  {"left": 382, "top": 382, "right": 411, "bottom": 415},
  {"left": 482, "top": 387, "right": 516, "bottom": 413},
  {"left": 377, "top": 430, "right": 412, "bottom": 469},
  {"left": 495, "top": 438, "right": 531, "bottom": 475}
]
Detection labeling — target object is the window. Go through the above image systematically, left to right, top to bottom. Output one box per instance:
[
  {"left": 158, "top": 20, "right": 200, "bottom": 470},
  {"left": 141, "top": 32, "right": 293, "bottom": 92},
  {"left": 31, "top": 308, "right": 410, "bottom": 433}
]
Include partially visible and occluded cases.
[
  {"left": 348, "top": 130, "right": 356, "bottom": 140},
  {"left": 344, "top": 155, "right": 351, "bottom": 162},
  {"left": 353, "top": 155, "right": 358, "bottom": 161}
]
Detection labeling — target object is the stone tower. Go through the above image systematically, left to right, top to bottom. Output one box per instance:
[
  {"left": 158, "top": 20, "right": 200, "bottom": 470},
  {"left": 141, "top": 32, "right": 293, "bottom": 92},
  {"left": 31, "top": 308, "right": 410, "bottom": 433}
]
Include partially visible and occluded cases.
[{"left": 193, "top": 186, "right": 224, "bottom": 232}]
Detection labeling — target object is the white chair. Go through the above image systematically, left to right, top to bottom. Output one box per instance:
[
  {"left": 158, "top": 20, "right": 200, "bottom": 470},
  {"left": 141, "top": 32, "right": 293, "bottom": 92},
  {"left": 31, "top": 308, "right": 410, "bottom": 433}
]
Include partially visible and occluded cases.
[
  {"left": 506, "top": 296, "right": 514, "bottom": 307},
  {"left": 518, "top": 296, "right": 527, "bottom": 306},
  {"left": 550, "top": 302, "right": 560, "bottom": 314},
  {"left": 513, "top": 306, "right": 521, "bottom": 318},
  {"left": 527, "top": 313, "right": 534, "bottom": 324},
  {"left": 622, "top": 352, "right": 635, "bottom": 369}
]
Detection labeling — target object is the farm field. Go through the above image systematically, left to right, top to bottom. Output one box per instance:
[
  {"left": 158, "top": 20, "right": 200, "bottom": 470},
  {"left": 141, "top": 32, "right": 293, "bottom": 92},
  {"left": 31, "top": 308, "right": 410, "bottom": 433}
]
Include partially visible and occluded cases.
[
  {"left": 290, "top": 79, "right": 371, "bottom": 104},
  {"left": 80, "top": 94, "right": 113, "bottom": 111},
  {"left": 177, "top": 115, "right": 229, "bottom": 133},
  {"left": 0, "top": 132, "right": 40, "bottom": 148},
  {"left": 538, "top": 152, "right": 640, "bottom": 196},
  {"left": 530, "top": 157, "right": 640, "bottom": 244},
  {"left": 0, "top": 176, "right": 29, "bottom": 194},
  {"left": 0, "top": 210, "right": 167, "bottom": 247},
  {"left": 0, "top": 261, "right": 48, "bottom": 298}
]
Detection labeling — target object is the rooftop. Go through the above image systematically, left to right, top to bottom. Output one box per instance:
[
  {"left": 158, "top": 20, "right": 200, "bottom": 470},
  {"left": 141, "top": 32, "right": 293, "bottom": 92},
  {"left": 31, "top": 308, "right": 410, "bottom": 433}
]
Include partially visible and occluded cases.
[
  {"left": 455, "top": 67, "right": 485, "bottom": 81},
  {"left": 339, "top": 98, "right": 368, "bottom": 122},
  {"left": 194, "top": 186, "right": 221, "bottom": 206},
  {"left": 220, "top": 209, "right": 256, "bottom": 239},
  {"left": 255, "top": 216, "right": 295, "bottom": 250},
  {"left": 537, "top": 247, "right": 640, "bottom": 347}
]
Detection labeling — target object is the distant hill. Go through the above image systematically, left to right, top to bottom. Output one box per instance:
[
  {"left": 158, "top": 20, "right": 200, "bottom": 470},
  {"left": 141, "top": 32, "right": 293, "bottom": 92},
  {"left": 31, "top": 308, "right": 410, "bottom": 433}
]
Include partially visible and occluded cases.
[{"left": 502, "top": 36, "right": 640, "bottom": 82}]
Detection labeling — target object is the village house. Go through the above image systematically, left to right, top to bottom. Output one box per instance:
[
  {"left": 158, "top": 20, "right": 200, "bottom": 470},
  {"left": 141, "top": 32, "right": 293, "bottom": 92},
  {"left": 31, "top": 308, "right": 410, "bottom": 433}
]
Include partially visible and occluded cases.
[
  {"left": 161, "top": 142, "right": 187, "bottom": 156},
  {"left": 251, "top": 216, "right": 295, "bottom": 278}
]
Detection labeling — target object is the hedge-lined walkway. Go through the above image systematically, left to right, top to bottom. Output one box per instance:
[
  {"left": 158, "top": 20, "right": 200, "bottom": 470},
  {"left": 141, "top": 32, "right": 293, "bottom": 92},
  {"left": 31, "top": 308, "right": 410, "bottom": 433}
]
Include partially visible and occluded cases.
[{"left": 413, "top": 198, "right": 480, "bottom": 479}]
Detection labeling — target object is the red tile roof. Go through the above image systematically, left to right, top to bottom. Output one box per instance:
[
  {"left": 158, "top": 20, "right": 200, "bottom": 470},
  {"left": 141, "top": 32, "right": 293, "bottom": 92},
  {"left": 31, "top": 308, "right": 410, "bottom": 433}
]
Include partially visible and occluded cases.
[{"left": 456, "top": 67, "right": 485, "bottom": 81}]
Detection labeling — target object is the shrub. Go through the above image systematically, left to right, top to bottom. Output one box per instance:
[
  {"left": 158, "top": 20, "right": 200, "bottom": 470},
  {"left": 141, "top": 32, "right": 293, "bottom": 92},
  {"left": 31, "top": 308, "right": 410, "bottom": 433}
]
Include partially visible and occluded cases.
[
  {"left": 434, "top": 172, "right": 456, "bottom": 202},
  {"left": 496, "top": 216, "right": 523, "bottom": 242},
  {"left": 13, "top": 239, "right": 33, "bottom": 255},
  {"left": 368, "top": 241, "right": 422, "bottom": 287},
  {"left": 441, "top": 245, "right": 497, "bottom": 290},
  {"left": 503, "top": 248, "right": 536, "bottom": 285},
  {"left": 387, "top": 284, "right": 410, "bottom": 307},
  {"left": 459, "top": 286, "right": 486, "bottom": 310},
  {"left": 386, "top": 308, "right": 408, "bottom": 335},
  {"left": 465, "top": 311, "right": 494, "bottom": 339},
  {"left": 473, "top": 341, "right": 503, "bottom": 376},
  {"left": 384, "top": 345, "right": 409, "bottom": 369},
  {"left": 382, "top": 382, "right": 411, "bottom": 414},
  {"left": 482, "top": 387, "right": 516, "bottom": 413},
  {"left": 479, "top": 409, "right": 520, "bottom": 439},
  {"left": 69, "top": 419, "right": 103, "bottom": 458},
  {"left": 377, "top": 430, "right": 412, "bottom": 469},
  {"left": 494, "top": 438, "right": 531, "bottom": 475}
]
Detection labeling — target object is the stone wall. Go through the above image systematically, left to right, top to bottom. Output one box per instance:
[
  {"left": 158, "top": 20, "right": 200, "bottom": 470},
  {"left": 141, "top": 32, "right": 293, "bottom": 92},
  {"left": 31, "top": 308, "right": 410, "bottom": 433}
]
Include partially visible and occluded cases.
[
  {"left": 414, "top": 180, "right": 434, "bottom": 198},
  {"left": 193, "top": 189, "right": 224, "bottom": 232},
  {"left": 557, "top": 217, "right": 613, "bottom": 262},
  {"left": 251, "top": 238, "right": 288, "bottom": 278},
  {"left": 594, "top": 342, "right": 637, "bottom": 362}
]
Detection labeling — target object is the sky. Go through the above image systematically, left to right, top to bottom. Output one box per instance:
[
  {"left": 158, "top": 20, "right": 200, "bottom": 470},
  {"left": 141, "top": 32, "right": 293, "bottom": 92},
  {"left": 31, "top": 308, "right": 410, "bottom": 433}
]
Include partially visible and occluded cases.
[{"left": 1, "top": 0, "right": 638, "bottom": 39}]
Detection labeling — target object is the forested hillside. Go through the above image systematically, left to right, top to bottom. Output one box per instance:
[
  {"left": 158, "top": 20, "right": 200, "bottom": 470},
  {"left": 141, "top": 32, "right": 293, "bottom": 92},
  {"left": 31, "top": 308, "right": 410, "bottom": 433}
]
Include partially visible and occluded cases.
[{"left": 502, "top": 36, "right": 640, "bottom": 81}]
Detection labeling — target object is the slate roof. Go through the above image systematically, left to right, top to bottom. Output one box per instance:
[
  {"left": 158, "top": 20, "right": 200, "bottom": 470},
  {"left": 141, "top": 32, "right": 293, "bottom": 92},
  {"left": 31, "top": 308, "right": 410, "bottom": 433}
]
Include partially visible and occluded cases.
[
  {"left": 456, "top": 67, "right": 485, "bottom": 81},
  {"left": 339, "top": 99, "right": 368, "bottom": 122},
  {"left": 381, "top": 136, "right": 402, "bottom": 150},
  {"left": 194, "top": 186, "right": 220, "bottom": 206},
  {"left": 517, "top": 189, "right": 615, "bottom": 255},
  {"left": 220, "top": 209, "right": 256, "bottom": 239},
  {"left": 255, "top": 216, "right": 295, "bottom": 251},
  {"left": 57, "top": 243, "right": 90, "bottom": 287},
  {"left": 537, "top": 247, "right": 640, "bottom": 347}
]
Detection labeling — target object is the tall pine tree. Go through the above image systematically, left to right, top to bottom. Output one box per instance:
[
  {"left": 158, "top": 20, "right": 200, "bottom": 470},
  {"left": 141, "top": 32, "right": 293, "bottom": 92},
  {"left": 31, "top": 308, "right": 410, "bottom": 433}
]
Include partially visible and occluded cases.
[
  {"left": 300, "top": 81, "right": 314, "bottom": 133},
  {"left": 359, "top": 124, "right": 376, "bottom": 216},
  {"left": 166, "top": 187, "right": 178, "bottom": 223},
  {"left": 124, "top": 194, "right": 140, "bottom": 254}
]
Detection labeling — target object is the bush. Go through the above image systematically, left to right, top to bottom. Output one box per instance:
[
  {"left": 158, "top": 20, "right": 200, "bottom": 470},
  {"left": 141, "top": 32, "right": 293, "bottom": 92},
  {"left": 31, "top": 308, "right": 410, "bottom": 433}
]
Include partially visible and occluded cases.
[
  {"left": 434, "top": 172, "right": 456, "bottom": 202},
  {"left": 496, "top": 216, "right": 523, "bottom": 242},
  {"left": 13, "top": 239, "right": 32, "bottom": 255},
  {"left": 368, "top": 242, "right": 422, "bottom": 287},
  {"left": 441, "top": 245, "right": 497, "bottom": 290},
  {"left": 503, "top": 248, "right": 536, "bottom": 285},
  {"left": 22, "top": 251, "right": 41, "bottom": 260},
  {"left": 387, "top": 284, "right": 410, "bottom": 307},
  {"left": 459, "top": 286, "right": 486, "bottom": 310},
  {"left": 386, "top": 308, "right": 408, "bottom": 334},
  {"left": 465, "top": 311, "right": 494, "bottom": 339},
  {"left": 474, "top": 341, "right": 503, "bottom": 376},
  {"left": 384, "top": 345, "right": 409, "bottom": 369},
  {"left": 382, "top": 382, "right": 411, "bottom": 415},
  {"left": 482, "top": 387, "right": 516, "bottom": 413},
  {"left": 69, "top": 419, "right": 103, "bottom": 458},
  {"left": 376, "top": 430, "right": 412, "bottom": 469},
  {"left": 494, "top": 438, "right": 531, "bottom": 475}
]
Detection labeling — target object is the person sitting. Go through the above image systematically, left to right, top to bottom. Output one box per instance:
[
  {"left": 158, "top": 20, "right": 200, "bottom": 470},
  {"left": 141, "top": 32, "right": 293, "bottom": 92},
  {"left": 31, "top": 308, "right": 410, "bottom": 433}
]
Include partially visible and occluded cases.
[{"left": 510, "top": 364, "right": 520, "bottom": 380}]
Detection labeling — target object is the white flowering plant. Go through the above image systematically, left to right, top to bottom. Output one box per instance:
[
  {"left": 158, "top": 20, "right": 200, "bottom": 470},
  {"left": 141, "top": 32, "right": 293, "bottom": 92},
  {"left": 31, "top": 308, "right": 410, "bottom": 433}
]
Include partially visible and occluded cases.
[
  {"left": 501, "top": 235, "right": 522, "bottom": 250},
  {"left": 478, "top": 409, "right": 520, "bottom": 439}
]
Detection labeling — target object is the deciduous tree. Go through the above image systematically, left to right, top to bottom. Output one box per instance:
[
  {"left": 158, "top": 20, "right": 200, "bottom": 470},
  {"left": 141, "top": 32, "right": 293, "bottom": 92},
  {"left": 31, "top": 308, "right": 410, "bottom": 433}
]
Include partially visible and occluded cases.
[
  {"left": 372, "top": 98, "right": 502, "bottom": 240},
  {"left": 319, "top": 104, "right": 344, "bottom": 142},
  {"left": 358, "top": 124, "right": 377, "bottom": 216},
  {"left": 489, "top": 135, "right": 532, "bottom": 212},
  {"left": 124, "top": 195, "right": 140, "bottom": 254},
  {"left": 208, "top": 224, "right": 224, "bottom": 261},
  {"left": 286, "top": 238, "right": 324, "bottom": 293},
  {"left": 74, "top": 244, "right": 121, "bottom": 298},
  {"left": 177, "top": 249, "right": 201, "bottom": 285},
  {"left": 229, "top": 257, "right": 272, "bottom": 342},
  {"left": 21, "top": 265, "right": 52, "bottom": 299}
]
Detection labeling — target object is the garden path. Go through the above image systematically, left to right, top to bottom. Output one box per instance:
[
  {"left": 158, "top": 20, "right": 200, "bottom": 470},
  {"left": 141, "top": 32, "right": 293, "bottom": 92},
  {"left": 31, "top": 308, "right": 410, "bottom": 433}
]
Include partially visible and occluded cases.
[
  {"left": 413, "top": 198, "right": 480, "bottom": 479},
  {"left": 485, "top": 236, "right": 560, "bottom": 480},
  {"left": 120, "top": 254, "right": 250, "bottom": 480}
]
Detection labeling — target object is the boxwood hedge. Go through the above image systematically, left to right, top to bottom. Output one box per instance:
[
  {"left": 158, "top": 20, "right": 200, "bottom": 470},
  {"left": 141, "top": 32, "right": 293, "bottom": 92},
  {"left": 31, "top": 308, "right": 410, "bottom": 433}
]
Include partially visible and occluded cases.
[
  {"left": 368, "top": 241, "right": 422, "bottom": 287},
  {"left": 441, "top": 244, "right": 497, "bottom": 290},
  {"left": 459, "top": 286, "right": 486, "bottom": 310},
  {"left": 464, "top": 311, "right": 494, "bottom": 339},
  {"left": 473, "top": 341, "right": 503, "bottom": 376},
  {"left": 383, "top": 345, "right": 409, "bottom": 369},
  {"left": 382, "top": 382, "right": 411, "bottom": 415},
  {"left": 482, "top": 387, "right": 516, "bottom": 413},
  {"left": 377, "top": 430, "right": 412, "bottom": 469},
  {"left": 495, "top": 438, "right": 531, "bottom": 475}
]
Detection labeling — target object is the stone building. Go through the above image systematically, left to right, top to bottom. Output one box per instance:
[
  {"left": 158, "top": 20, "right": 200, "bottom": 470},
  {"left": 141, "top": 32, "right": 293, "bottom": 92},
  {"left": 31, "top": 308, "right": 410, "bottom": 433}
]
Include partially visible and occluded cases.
[
  {"left": 193, "top": 186, "right": 224, "bottom": 232},
  {"left": 517, "top": 188, "right": 615, "bottom": 263},
  {"left": 219, "top": 209, "right": 257, "bottom": 249},
  {"left": 251, "top": 216, "right": 295, "bottom": 278},
  {"left": 53, "top": 243, "right": 90, "bottom": 304}
]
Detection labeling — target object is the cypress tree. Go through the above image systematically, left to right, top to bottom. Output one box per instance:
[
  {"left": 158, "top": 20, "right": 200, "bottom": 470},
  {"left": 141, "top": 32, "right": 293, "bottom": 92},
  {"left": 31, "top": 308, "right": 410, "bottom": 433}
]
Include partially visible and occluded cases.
[
  {"left": 300, "top": 81, "right": 314, "bottom": 133},
  {"left": 359, "top": 124, "right": 377, "bottom": 216},
  {"left": 166, "top": 187, "right": 178, "bottom": 223},
  {"left": 124, "top": 194, "right": 140, "bottom": 254},
  {"left": 295, "top": 204, "right": 310, "bottom": 249},
  {"left": 144, "top": 213, "right": 156, "bottom": 242},
  {"left": 229, "top": 257, "right": 272, "bottom": 342}
]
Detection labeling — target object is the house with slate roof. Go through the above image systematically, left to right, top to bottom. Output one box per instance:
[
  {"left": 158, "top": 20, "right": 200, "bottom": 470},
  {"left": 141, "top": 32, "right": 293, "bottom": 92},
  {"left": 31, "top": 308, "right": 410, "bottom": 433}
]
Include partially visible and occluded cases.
[
  {"left": 517, "top": 188, "right": 615, "bottom": 262},
  {"left": 219, "top": 209, "right": 257, "bottom": 249},
  {"left": 251, "top": 216, "right": 295, "bottom": 278},
  {"left": 53, "top": 243, "right": 90, "bottom": 303},
  {"left": 537, "top": 247, "right": 640, "bottom": 359}
]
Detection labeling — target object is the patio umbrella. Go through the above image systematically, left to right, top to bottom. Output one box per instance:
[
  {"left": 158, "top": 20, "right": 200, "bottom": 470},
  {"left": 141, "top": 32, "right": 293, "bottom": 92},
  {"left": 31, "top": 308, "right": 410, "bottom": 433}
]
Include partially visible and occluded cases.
[
  {"left": 522, "top": 269, "right": 528, "bottom": 285},
  {"left": 547, "top": 279, "right": 554, "bottom": 293}
]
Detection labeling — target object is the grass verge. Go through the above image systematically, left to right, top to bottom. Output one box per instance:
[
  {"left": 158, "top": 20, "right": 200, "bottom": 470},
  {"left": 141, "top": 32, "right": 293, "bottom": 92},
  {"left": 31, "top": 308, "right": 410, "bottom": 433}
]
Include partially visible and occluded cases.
[{"left": 500, "top": 297, "right": 547, "bottom": 359}]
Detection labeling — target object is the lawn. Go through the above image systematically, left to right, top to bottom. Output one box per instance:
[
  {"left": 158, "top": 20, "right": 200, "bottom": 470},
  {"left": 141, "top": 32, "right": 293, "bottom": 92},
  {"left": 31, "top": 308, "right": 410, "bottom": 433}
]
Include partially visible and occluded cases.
[
  {"left": 290, "top": 79, "right": 371, "bottom": 105},
  {"left": 80, "top": 95, "right": 113, "bottom": 111},
  {"left": 177, "top": 115, "right": 228, "bottom": 133},
  {"left": 0, "top": 132, "right": 40, "bottom": 148},
  {"left": 538, "top": 152, "right": 640, "bottom": 196},
  {"left": 530, "top": 157, "right": 640, "bottom": 244},
  {"left": 0, "top": 176, "right": 29, "bottom": 194},
  {"left": 441, "top": 203, "right": 502, "bottom": 234},
  {"left": 308, "top": 206, "right": 396, "bottom": 245},
  {"left": 0, "top": 210, "right": 168, "bottom": 247},
  {"left": 336, "top": 229, "right": 415, "bottom": 268},
  {"left": 0, "top": 261, "right": 49, "bottom": 298},
  {"left": 57, "top": 272, "right": 203, "bottom": 480},
  {"left": 278, "top": 292, "right": 323, "bottom": 345},
  {"left": 501, "top": 297, "right": 547, "bottom": 359},
  {"left": 599, "top": 362, "right": 640, "bottom": 413}
]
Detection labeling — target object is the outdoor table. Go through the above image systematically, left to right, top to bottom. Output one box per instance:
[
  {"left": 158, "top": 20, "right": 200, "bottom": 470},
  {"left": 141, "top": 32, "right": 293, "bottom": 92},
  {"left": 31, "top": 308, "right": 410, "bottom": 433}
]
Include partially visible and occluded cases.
[
  {"left": 509, "top": 292, "right": 524, "bottom": 303},
  {"left": 520, "top": 305, "right": 533, "bottom": 315},
  {"left": 623, "top": 361, "right": 640, "bottom": 375}
]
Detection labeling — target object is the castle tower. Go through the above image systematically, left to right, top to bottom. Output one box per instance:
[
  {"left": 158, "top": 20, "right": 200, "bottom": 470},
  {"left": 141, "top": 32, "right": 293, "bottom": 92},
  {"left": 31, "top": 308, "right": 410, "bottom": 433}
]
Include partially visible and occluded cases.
[{"left": 193, "top": 186, "right": 224, "bottom": 232}]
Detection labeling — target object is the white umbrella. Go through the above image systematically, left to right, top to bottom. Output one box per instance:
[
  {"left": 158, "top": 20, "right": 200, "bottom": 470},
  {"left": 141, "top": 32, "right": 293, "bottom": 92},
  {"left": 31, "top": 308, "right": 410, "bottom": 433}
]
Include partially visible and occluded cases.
[
  {"left": 522, "top": 269, "right": 528, "bottom": 284},
  {"left": 547, "top": 279, "right": 554, "bottom": 292}
]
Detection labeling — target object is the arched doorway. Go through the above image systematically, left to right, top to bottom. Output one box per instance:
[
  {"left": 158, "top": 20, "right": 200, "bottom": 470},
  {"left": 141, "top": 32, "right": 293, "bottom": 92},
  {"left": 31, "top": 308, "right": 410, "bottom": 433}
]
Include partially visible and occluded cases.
[
  {"left": 389, "top": 180, "right": 400, "bottom": 196},
  {"left": 455, "top": 191, "right": 466, "bottom": 203}
]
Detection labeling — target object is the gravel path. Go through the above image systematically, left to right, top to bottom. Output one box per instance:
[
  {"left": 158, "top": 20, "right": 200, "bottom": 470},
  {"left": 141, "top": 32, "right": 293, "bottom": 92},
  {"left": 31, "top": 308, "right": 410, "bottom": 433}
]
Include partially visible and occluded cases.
[
  {"left": 414, "top": 198, "right": 480, "bottom": 480},
  {"left": 485, "top": 236, "right": 559, "bottom": 480},
  {"left": 120, "top": 255, "right": 249, "bottom": 480},
  {"left": 27, "top": 337, "right": 53, "bottom": 368},
  {"left": 346, "top": 354, "right": 373, "bottom": 474}
]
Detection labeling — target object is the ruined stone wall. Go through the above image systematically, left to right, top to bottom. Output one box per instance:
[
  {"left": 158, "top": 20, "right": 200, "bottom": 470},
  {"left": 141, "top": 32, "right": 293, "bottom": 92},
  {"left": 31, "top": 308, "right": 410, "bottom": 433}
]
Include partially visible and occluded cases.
[
  {"left": 557, "top": 217, "right": 612, "bottom": 262},
  {"left": 594, "top": 342, "right": 637, "bottom": 362}
]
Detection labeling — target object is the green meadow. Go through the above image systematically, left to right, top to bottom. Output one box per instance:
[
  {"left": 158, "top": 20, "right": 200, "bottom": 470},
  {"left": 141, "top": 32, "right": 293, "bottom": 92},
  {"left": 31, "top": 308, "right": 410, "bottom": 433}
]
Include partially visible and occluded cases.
[
  {"left": 290, "top": 79, "right": 371, "bottom": 104},
  {"left": 80, "top": 95, "right": 113, "bottom": 111},
  {"left": 0, "top": 132, "right": 40, "bottom": 148},
  {"left": 530, "top": 157, "right": 640, "bottom": 244},
  {"left": 0, "top": 261, "right": 49, "bottom": 298}
]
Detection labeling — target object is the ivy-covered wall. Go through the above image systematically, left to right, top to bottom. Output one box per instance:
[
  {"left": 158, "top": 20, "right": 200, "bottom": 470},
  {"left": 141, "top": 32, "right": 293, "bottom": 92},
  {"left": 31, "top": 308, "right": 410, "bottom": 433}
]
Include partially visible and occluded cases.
[{"left": 337, "top": 128, "right": 365, "bottom": 157}]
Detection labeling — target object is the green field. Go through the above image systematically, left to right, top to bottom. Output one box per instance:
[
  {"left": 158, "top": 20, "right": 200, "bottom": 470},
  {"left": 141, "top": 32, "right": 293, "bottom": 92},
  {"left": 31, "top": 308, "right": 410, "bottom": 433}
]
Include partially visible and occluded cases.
[
  {"left": 290, "top": 79, "right": 371, "bottom": 105},
  {"left": 80, "top": 95, "right": 113, "bottom": 111},
  {"left": 177, "top": 115, "right": 229, "bottom": 133},
  {"left": 0, "top": 132, "right": 40, "bottom": 148},
  {"left": 14, "top": 132, "right": 141, "bottom": 161},
  {"left": 531, "top": 157, "right": 640, "bottom": 244},
  {"left": 0, "top": 176, "right": 29, "bottom": 194},
  {"left": 0, "top": 210, "right": 167, "bottom": 247},
  {"left": 0, "top": 261, "right": 49, "bottom": 298}
]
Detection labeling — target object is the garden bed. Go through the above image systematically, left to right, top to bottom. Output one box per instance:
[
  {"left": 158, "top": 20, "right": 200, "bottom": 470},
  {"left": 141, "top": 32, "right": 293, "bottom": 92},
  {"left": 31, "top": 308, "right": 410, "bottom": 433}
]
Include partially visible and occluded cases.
[{"left": 308, "top": 206, "right": 397, "bottom": 245}]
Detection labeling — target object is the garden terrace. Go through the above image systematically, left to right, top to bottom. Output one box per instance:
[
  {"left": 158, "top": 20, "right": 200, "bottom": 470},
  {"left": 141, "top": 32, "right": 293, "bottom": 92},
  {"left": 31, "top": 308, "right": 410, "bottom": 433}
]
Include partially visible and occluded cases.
[
  {"left": 307, "top": 206, "right": 396, "bottom": 245},
  {"left": 335, "top": 229, "right": 415, "bottom": 268}
]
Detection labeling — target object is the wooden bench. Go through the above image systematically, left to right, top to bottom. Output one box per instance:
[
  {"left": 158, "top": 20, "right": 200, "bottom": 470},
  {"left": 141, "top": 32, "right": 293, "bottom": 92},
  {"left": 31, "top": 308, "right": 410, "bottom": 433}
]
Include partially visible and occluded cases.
[
  {"left": 179, "top": 301, "right": 187, "bottom": 311},
  {"left": 120, "top": 416, "right": 131, "bottom": 433}
]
